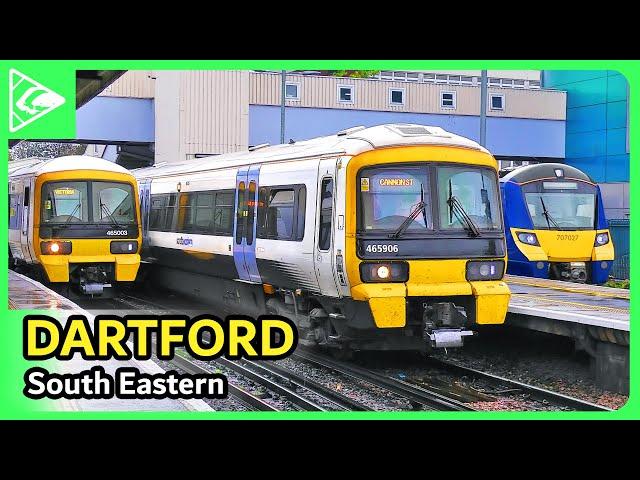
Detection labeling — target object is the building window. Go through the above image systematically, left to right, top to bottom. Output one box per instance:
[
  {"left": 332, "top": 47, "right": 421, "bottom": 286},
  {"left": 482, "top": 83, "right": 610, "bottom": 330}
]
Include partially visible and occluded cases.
[
  {"left": 285, "top": 82, "right": 300, "bottom": 100},
  {"left": 338, "top": 85, "right": 354, "bottom": 104},
  {"left": 389, "top": 88, "right": 405, "bottom": 106},
  {"left": 440, "top": 91, "right": 456, "bottom": 109},
  {"left": 490, "top": 94, "right": 505, "bottom": 111}
]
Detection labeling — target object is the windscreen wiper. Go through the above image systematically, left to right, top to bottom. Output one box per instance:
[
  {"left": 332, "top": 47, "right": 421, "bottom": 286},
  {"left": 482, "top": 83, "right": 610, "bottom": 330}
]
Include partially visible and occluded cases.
[
  {"left": 447, "top": 180, "right": 481, "bottom": 237},
  {"left": 389, "top": 183, "right": 428, "bottom": 239},
  {"left": 539, "top": 196, "right": 561, "bottom": 230},
  {"left": 100, "top": 201, "right": 121, "bottom": 228},
  {"left": 60, "top": 203, "right": 82, "bottom": 227}
]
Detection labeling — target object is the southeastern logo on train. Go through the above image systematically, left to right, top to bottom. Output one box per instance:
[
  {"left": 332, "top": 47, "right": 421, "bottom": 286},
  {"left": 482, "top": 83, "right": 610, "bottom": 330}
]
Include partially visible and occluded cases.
[
  {"left": 353, "top": 160, "right": 509, "bottom": 348},
  {"left": 501, "top": 165, "right": 614, "bottom": 284},
  {"left": 37, "top": 179, "right": 140, "bottom": 293}
]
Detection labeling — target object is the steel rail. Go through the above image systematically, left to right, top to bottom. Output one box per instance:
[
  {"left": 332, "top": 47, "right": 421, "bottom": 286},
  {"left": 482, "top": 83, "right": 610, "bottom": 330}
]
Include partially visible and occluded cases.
[
  {"left": 293, "top": 350, "right": 476, "bottom": 411},
  {"left": 426, "top": 357, "right": 611, "bottom": 411}
]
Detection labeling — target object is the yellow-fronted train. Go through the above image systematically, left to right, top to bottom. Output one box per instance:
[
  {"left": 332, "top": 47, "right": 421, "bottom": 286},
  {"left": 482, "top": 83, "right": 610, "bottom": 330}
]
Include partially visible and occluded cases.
[
  {"left": 134, "top": 124, "right": 511, "bottom": 353},
  {"left": 8, "top": 156, "right": 142, "bottom": 297},
  {"left": 500, "top": 163, "right": 614, "bottom": 284}
]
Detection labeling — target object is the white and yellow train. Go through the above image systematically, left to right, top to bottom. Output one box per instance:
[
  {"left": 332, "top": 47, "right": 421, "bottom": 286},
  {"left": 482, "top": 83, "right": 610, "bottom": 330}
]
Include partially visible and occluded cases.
[
  {"left": 134, "top": 124, "right": 511, "bottom": 352},
  {"left": 8, "top": 156, "right": 141, "bottom": 295}
]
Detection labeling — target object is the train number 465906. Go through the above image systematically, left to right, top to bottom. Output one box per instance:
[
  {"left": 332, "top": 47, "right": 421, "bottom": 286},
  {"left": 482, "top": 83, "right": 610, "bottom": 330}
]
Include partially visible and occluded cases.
[{"left": 365, "top": 244, "right": 399, "bottom": 253}]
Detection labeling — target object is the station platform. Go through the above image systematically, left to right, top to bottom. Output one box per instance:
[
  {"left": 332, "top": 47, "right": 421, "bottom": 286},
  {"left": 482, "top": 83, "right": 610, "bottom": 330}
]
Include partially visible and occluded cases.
[
  {"left": 8, "top": 270, "right": 213, "bottom": 413},
  {"left": 504, "top": 274, "right": 629, "bottom": 394},
  {"left": 505, "top": 274, "right": 629, "bottom": 336}
]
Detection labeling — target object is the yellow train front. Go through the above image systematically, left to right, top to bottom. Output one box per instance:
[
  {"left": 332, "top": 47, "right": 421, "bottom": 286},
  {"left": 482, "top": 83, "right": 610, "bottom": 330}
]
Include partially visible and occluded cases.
[
  {"left": 341, "top": 131, "right": 510, "bottom": 351},
  {"left": 8, "top": 156, "right": 141, "bottom": 296},
  {"left": 500, "top": 163, "right": 614, "bottom": 284}
]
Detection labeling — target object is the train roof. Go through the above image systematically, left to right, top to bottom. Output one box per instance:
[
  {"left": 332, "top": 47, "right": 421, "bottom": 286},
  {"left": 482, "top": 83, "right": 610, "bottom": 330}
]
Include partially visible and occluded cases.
[
  {"left": 133, "top": 124, "right": 490, "bottom": 179},
  {"left": 8, "top": 155, "right": 133, "bottom": 178},
  {"left": 500, "top": 163, "right": 594, "bottom": 184}
]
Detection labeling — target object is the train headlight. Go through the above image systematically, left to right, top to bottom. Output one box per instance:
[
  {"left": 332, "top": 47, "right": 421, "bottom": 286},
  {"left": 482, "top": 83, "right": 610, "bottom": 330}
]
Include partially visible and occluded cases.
[
  {"left": 516, "top": 232, "right": 539, "bottom": 246},
  {"left": 594, "top": 232, "right": 610, "bottom": 246},
  {"left": 40, "top": 241, "right": 72, "bottom": 255},
  {"left": 110, "top": 241, "right": 138, "bottom": 254},
  {"left": 466, "top": 260, "right": 504, "bottom": 281},
  {"left": 360, "top": 262, "right": 408, "bottom": 283}
]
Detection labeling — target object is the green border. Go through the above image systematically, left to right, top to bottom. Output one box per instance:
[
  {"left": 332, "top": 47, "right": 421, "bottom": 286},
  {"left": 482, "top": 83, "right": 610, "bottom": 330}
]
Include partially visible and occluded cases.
[{"left": 1, "top": 60, "right": 636, "bottom": 419}]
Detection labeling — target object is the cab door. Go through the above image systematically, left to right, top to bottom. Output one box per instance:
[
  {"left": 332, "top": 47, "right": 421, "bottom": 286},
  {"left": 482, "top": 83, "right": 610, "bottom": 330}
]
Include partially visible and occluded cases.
[
  {"left": 313, "top": 159, "right": 340, "bottom": 297},
  {"left": 20, "top": 180, "right": 33, "bottom": 262}
]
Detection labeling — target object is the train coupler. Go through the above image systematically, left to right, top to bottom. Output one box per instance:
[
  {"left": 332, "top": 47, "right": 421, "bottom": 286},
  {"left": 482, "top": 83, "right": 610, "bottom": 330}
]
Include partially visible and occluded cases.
[
  {"left": 423, "top": 302, "right": 474, "bottom": 349},
  {"left": 425, "top": 328, "right": 475, "bottom": 348}
]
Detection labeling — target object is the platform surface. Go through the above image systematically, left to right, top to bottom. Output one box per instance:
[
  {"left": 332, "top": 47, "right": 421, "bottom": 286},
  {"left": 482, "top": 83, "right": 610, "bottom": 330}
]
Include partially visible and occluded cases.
[
  {"left": 8, "top": 270, "right": 213, "bottom": 412},
  {"left": 505, "top": 275, "right": 630, "bottom": 331}
]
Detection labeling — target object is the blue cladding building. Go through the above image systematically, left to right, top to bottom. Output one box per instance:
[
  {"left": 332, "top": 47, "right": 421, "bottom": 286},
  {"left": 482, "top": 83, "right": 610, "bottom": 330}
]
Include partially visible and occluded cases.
[
  {"left": 543, "top": 70, "right": 630, "bottom": 279},
  {"left": 543, "top": 70, "right": 630, "bottom": 219}
]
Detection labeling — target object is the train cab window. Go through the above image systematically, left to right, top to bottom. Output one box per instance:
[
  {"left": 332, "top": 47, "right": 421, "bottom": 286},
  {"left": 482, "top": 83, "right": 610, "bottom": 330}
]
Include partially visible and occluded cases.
[
  {"left": 318, "top": 178, "right": 333, "bottom": 250},
  {"left": 41, "top": 181, "right": 89, "bottom": 224},
  {"left": 92, "top": 182, "right": 135, "bottom": 225},
  {"left": 257, "top": 185, "right": 306, "bottom": 241},
  {"left": 24, "top": 187, "right": 30, "bottom": 206}
]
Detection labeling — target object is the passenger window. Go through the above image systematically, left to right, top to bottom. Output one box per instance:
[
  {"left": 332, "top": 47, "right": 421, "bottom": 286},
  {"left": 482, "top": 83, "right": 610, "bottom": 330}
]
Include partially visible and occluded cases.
[
  {"left": 318, "top": 178, "right": 333, "bottom": 250},
  {"left": 214, "top": 191, "right": 234, "bottom": 236},
  {"left": 149, "top": 195, "right": 166, "bottom": 230}
]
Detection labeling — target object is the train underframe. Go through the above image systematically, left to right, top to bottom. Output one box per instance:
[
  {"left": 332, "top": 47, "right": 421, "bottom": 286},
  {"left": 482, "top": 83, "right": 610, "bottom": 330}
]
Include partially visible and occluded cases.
[
  {"left": 10, "top": 256, "right": 120, "bottom": 297},
  {"left": 149, "top": 265, "right": 480, "bottom": 354}
]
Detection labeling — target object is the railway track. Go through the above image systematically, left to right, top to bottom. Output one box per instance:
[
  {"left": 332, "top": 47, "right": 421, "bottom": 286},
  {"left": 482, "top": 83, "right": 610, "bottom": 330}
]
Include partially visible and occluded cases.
[
  {"left": 97, "top": 291, "right": 612, "bottom": 412},
  {"left": 293, "top": 350, "right": 476, "bottom": 411},
  {"left": 424, "top": 357, "right": 611, "bottom": 412}
]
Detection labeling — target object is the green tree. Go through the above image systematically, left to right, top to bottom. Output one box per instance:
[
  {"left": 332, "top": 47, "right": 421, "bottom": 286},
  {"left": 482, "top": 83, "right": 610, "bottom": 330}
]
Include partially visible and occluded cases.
[{"left": 330, "top": 70, "right": 380, "bottom": 78}]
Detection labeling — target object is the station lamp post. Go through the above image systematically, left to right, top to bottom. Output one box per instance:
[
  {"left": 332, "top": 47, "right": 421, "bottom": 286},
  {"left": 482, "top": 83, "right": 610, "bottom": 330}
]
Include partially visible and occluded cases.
[{"left": 480, "top": 70, "right": 487, "bottom": 147}]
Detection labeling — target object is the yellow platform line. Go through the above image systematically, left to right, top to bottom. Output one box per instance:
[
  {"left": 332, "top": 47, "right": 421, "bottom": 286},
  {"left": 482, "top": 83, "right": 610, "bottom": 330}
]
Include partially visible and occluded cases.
[
  {"left": 507, "top": 277, "right": 630, "bottom": 300},
  {"left": 514, "top": 293, "right": 629, "bottom": 315}
]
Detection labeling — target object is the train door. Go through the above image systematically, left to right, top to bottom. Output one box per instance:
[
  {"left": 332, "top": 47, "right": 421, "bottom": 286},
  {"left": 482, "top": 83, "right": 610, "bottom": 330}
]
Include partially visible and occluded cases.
[
  {"left": 313, "top": 159, "right": 340, "bottom": 297},
  {"left": 233, "top": 166, "right": 261, "bottom": 283},
  {"left": 139, "top": 179, "right": 151, "bottom": 247},
  {"left": 20, "top": 180, "right": 33, "bottom": 262},
  {"left": 8, "top": 181, "right": 23, "bottom": 261}
]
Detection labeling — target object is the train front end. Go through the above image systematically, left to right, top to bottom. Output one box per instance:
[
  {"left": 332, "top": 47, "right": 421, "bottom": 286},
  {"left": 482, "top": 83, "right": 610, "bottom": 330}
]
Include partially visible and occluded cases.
[
  {"left": 343, "top": 144, "right": 510, "bottom": 351},
  {"left": 501, "top": 164, "right": 614, "bottom": 284},
  {"left": 35, "top": 168, "right": 141, "bottom": 295}
]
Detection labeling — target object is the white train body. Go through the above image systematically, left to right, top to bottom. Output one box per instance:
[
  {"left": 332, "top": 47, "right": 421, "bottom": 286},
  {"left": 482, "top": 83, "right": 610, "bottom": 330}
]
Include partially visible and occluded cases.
[{"left": 134, "top": 124, "right": 510, "bottom": 351}]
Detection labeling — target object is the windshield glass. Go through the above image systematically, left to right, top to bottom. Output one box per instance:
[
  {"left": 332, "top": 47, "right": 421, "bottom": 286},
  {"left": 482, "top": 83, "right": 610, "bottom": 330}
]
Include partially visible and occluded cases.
[
  {"left": 359, "top": 166, "right": 432, "bottom": 232},
  {"left": 437, "top": 166, "right": 501, "bottom": 231},
  {"left": 523, "top": 180, "right": 596, "bottom": 230},
  {"left": 41, "top": 181, "right": 136, "bottom": 225}
]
